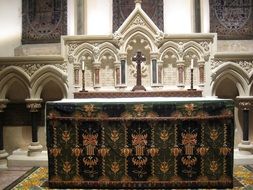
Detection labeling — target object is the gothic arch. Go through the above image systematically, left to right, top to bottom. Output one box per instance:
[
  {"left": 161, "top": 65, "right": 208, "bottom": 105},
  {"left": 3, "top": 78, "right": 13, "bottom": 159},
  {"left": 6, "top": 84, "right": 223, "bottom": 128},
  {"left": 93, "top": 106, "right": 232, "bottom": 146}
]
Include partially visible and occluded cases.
[
  {"left": 122, "top": 30, "right": 156, "bottom": 53},
  {"left": 159, "top": 41, "right": 180, "bottom": 61},
  {"left": 183, "top": 41, "right": 205, "bottom": 59},
  {"left": 98, "top": 42, "right": 119, "bottom": 63},
  {"left": 74, "top": 43, "right": 95, "bottom": 59},
  {"left": 212, "top": 62, "right": 249, "bottom": 83},
  {"left": 31, "top": 65, "right": 68, "bottom": 99},
  {"left": 0, "top": 67, "right": 30, "bottom": 99},
  {"left": 211, "top": 69, "right": 247, "bottom": 97}
]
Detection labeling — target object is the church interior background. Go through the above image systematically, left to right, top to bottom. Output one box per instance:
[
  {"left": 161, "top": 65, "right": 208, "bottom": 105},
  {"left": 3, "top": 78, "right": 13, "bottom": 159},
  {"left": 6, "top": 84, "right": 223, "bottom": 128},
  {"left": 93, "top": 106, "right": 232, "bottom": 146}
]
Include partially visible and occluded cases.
[{"left": 0, "top": 0, "right": 253, "bottom": 171}]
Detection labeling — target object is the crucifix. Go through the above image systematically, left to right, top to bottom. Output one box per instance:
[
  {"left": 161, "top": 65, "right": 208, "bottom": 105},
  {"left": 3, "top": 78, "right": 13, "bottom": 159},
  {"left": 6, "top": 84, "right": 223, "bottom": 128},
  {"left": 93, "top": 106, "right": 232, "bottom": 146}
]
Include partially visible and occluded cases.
[{"left": 132, "top": 51, "right": 146, "bottom": 91}]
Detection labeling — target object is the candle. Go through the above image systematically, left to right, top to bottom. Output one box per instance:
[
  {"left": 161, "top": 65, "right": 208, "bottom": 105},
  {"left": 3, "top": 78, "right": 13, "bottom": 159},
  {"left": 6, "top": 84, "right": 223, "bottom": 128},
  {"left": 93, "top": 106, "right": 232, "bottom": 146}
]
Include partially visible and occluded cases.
[
  {"left": 191, "top": 59, "right": 194, "bottom": 69},
  {"left": 81, "top": 60, "right": 85, "bottom": 71}
]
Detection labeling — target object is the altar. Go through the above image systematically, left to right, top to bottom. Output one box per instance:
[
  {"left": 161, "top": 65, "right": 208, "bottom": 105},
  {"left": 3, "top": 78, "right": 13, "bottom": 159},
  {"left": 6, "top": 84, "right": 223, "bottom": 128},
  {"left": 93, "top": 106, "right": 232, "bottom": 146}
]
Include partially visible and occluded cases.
[{"left": 46, "top": 97, "right": 234, "bottom": 189}]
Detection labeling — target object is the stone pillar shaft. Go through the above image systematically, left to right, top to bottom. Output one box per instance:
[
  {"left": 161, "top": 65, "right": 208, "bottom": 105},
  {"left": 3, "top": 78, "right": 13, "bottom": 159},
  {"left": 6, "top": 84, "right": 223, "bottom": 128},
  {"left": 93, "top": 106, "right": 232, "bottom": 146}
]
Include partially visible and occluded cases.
[
  {"left": 237, "top": 97, "right": 253, "bottom": 155},
  {"left": 0, "top": 99, "right": 9, "bottom": 168},
  {"left": 26, "top": 99, "right": 43, "bottom": 156},
  {"left": 243, "top": 109, "right": 249, "bottom": 141},
  {"left": 0, "top": 112, "right": 4, "bottom": 150}
]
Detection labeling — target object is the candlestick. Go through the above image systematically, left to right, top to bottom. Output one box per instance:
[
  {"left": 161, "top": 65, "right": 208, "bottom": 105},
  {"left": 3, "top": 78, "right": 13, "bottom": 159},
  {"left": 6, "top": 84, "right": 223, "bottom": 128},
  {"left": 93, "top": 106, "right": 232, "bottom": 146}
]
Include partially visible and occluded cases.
[
  {"left": 188, "top": 59, "right": 196, "bottom": 91},
  {"left": 191, "top": 59, "right": 194, "bottom": 69},
  {"left": 81, "top": 60, "right": 85, "bottom": 71},
  {"left": 191, "top": 67, "right": 193, "bottom": 90}
]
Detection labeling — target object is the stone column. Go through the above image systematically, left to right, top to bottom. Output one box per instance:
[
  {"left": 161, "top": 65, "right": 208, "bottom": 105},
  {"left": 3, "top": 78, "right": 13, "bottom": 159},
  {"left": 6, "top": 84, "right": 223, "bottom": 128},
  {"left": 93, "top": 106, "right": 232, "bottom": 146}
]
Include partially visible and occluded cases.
[
  {"left": 114, "top": 61, "right": 121, "bottom": 86},
  {"left": 176, "top": 61, "right": 185, "bottom": 87},
  {"left": 198, "top": 61, "right": 205, "bottom": 87},
  {"left": 93, "top": 62, "right": 101, "bottom": 89},
  {"left": 237, "top": 97, "right": 253, "bottom": 155},
  {"left": 0, "top": 99, "right": 9, "bottom": 168},
  {"left": 26, "top": 99, "right": 43, "bottom": 156}
]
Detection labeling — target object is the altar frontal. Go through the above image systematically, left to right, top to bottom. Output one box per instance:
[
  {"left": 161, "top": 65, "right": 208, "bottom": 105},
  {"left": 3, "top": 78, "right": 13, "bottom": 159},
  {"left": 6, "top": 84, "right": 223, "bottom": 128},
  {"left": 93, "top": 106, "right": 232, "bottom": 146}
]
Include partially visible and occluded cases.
[{"left": 46, "top": 98, "right": 234, "bottom": 189}]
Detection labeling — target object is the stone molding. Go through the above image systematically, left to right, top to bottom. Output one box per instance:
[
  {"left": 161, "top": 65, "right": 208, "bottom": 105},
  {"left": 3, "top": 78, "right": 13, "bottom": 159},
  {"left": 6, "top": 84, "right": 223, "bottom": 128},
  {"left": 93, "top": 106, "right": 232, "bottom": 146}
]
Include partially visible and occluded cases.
[
  {"left": 211, "top": 53, "right": 253, "bottom": 72},
  {"left": 0, "top": 56, "right": 67, "bottom": 76}
]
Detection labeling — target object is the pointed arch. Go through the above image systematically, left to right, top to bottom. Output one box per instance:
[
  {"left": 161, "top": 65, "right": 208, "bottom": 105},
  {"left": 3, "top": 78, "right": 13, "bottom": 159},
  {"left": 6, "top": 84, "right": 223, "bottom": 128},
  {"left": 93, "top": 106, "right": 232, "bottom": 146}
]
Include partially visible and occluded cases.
[
  {"left": 122, "top": 29, "right": 156, "bottom": 53},
  {"left": 159, "top": 41, "right": 180, "bottom": 61},
  {"left": 98, "top": 42, "right": 119, "bottom": 63},
  {"left": 74, "top": 43, "right": 95, "bottom": 58},
  {"left": 211, "top": 64, "right": 248, "bottom": 96},
  {"left": 31, "top": 65, "right": 68, "bottom": 99},
  {"left": 0, "top": 67, "right": 30, "bottom": 99}
]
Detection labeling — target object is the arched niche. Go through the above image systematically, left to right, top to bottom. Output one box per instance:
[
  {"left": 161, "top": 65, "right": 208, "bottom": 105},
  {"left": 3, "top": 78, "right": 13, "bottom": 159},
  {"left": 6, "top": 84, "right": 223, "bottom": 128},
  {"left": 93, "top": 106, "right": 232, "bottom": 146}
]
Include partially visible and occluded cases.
[
  {"left": 215, "top": 78, "right": 239, "bottom": 99},
  {"left": 6, "top": 80, "right": 30, "bottom": 103},
  {"left": 40, "top": 80, "right": 64, "bottom": 101}
]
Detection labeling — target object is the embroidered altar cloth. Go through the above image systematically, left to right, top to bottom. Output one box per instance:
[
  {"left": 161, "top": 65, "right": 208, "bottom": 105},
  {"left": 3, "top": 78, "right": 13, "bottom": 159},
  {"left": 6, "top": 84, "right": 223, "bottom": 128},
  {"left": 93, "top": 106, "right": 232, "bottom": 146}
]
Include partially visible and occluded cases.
[{"left": 46, "top": 97, "right": 234, "bottom": 189}]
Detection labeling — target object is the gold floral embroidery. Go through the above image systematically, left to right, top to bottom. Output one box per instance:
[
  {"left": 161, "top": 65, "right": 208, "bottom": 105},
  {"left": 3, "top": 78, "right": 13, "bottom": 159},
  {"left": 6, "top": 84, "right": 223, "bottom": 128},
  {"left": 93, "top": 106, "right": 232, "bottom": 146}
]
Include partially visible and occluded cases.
[
  {"left": 184, "top": 103, "right": 195, "bottom": 116},
  {"left": 84, "top": 104, "right": 95, "bottom": 117},
  {"left": 134, "top": 104, "right": 144, "bottom": 117},
  {"left": 210, "top": 128, "right": 219, "bottom": 141},
  {"left": 110, "top": 129, "right": 119, "bottom": 142},
  {"left": 160, "top": 129, "right": 169, "bottom": 142},
  {"left": 62, "top": 130, "right": 70, "bottom": 142},
  {"left": 83, "top": 133, "right": 98, "bottom": 156},
  {"left": 132, "top": 134, "right": 147, "bottom": 156},
  {"left": 50, "top": 147, "right": 61, "bottom": 157},
  {"left": 72, "top": 147, "right": 83, "bottom": 157},
  {"left": 181, "top": 156, "right": 197, "bottom": 167},
  {"left": 83, "top": 157, "right": 99, "bottom": 168},
  {"left": 132, "top": 157, "right": 148, "bottom": 166},
  {"left": 63, "top": 161, "right": 72, "bottom": 173},
  {"left": 210, "top": 161, "right": 218, "bottom": 173},
  {"left": 111, "top": 162, "right": 120, "bottom": 174},
  {"left": 160, "top": 162, "right": 169, "bottom": 173}
]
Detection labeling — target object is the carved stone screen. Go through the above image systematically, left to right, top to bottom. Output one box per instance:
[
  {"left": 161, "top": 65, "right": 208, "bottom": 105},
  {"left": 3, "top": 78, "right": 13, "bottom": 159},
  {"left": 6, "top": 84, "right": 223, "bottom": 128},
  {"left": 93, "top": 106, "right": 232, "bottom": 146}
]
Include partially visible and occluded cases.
[
  {"left": 22, "top": 0, "right": 67, "bottom": 44},
  {"left": 113, "top": 0, "right": 164, "bottom": 32},
  {"left": 209, "top": 0, "right": 253, "bottom": 40}
]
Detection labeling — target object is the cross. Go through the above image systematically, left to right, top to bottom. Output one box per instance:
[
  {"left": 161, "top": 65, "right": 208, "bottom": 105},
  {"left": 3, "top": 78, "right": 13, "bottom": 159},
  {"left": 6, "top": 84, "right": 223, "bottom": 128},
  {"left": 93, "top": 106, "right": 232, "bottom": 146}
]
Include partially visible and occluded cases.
[{"left": 132, "top": 51, "right": 146, "bottom": 91}]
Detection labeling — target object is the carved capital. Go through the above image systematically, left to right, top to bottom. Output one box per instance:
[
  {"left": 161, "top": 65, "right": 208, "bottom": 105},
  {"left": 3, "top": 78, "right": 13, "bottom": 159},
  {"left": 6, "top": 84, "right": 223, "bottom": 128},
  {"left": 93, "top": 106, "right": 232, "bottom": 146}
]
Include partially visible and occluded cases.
[
  {"left": 237, "top": 97, "right": 253, "bottom": 110},
  {"left": 0, "top": 99, "right": 9, "bottom": 112},
  {"left": 26, "top": 99, "right": 43, "bottom": 112},
  {"left": 239, "top": 101, "right": 252, "bottom": 110}
]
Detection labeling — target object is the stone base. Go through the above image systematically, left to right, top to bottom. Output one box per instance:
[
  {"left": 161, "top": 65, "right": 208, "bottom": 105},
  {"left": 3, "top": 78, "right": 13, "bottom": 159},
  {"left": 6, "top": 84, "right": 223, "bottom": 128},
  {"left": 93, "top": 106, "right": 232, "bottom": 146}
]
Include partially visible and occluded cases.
[
  {"left": 238, "top": 141, "right": 253, "bottom": 155},
  {"left": 28, "top": 142, "right": 43, "bottom": 156},
  {"left": 234, "top": 148, "right": 253, "bottom": 165},
  {"left": 7, "top": 149, "right": 48, "bottom": 167},
  {"left": 0, "top": 150, "right": 9, "bottom": 169}
]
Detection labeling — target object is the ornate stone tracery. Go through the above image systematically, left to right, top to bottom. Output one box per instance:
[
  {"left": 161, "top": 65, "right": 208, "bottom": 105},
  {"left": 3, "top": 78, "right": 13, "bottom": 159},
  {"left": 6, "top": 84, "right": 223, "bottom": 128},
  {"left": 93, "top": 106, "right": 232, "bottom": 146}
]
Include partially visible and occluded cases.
[{"left": 63, "top": 2, "right": 214, "bottom": 93}]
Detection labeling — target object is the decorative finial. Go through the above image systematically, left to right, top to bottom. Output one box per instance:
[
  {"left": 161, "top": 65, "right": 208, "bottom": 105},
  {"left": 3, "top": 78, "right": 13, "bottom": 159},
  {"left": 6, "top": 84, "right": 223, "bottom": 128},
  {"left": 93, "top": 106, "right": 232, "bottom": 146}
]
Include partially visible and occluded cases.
[{"left": 135, "top": 0, "right": 142, "bottom": 8}]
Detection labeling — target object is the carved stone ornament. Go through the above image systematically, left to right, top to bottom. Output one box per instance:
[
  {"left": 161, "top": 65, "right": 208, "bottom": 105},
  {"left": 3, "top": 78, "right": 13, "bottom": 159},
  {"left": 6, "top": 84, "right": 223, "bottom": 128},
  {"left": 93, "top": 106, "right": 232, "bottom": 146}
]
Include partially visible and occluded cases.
[
  {"left": 131, "top": 15, "right": 146, "bottom": 27},
  {"left": 155, "top": 31, "right": 164, "bottom": 45},
  {"left": 211, "top": 59, "right": 253, "bottom": 73},
  {"left": 239, "top": 61, "right": 253, "bottom": 73},
  {"left": 0, "top": 63, "right": 67, "bottom": 77},
  {"left": 0, "top": 100, "right": 8, "bottom": 112},
  {"left": 26, "top": 101, "right": 42, "bottom": 112},
  {"left": 238, "top": 101, "right": 252, "bottom": 110}
]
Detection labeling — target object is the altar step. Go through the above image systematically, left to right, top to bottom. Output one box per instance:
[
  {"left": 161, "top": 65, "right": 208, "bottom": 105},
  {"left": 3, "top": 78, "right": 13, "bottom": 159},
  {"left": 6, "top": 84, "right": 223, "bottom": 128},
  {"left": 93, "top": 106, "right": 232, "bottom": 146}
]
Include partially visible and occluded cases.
[
  {"left": 5, "top": 148, "right": 253, "bottom": 167},
  {"left": 7, "top": 149, "right": 48, "bottom": 167},
  {"left": 234, "top": 149, "right": 253, "bottom": 165}
]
